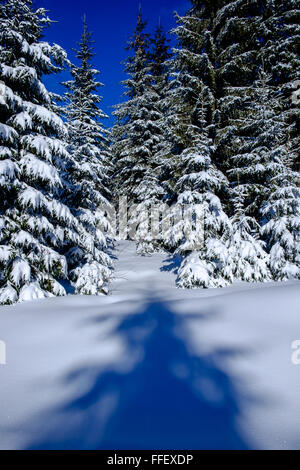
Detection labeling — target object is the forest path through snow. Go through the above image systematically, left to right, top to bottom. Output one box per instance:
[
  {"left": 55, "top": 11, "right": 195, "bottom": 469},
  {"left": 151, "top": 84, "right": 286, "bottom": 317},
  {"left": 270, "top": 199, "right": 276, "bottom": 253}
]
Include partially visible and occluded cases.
[{"left": 110, "top": 240, "right": 178, "bottom": 297}]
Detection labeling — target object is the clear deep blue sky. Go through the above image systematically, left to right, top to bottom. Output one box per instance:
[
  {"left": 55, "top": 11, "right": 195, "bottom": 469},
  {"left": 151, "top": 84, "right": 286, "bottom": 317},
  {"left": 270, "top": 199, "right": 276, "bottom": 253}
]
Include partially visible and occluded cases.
[{"left": 35, "top": 0, "right": 191, "bottom": 125}]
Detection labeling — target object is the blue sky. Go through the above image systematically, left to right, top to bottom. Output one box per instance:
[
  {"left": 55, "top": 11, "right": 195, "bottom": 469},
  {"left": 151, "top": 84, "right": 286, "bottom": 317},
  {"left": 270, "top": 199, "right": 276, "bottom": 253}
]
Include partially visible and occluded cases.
[{"left": 35, "top": 0, "right": 191, "bottom": 125}]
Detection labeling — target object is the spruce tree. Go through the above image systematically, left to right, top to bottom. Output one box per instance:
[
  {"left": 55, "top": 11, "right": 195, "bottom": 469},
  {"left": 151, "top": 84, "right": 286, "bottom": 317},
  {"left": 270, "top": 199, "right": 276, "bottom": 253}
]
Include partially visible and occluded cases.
[
  {"left": 0, "top": 0, "right": 110, "bottom": 304},
  {"left": 0, "top": 0, "right": 73, "bottom": 303},
  {"left": 161, "top": 0, "right": 223, "bottom": 217},
  {"left": 214, "top": 0, "right": 300, "bottom": 282},
  {"left": 214, "top": 0, "right": 265, "bottom": 181},
  {"left": 215, "top": 0, "right": 299, "bottom": 205},
  {"left": 259, "top": 0, "right": 300, "bottom": 172},
  {"left": 251, "top": 1, "right": 300, "bottom": 280},
  {"left": 162, "top": 4, "right": 233, "bottom": 288},
  {"left": 162, "top": 5, "right": 217, "bottom": 204},
  {"left": 112, "top": 8, "right": 151, "bottom": 203},
  {"left": 112, "top": 10, "right": 170, "bottom": 253},
  {"left": 63, "top": 17, "right": 113, "bottom": 294},
  {"left": 132, "top": 21, "right": 172, "bottom": 255},
  {"left": 149, "top": 21, "right": 172, "bottom": 91},
  {"left": 221, "top": 61, "right": 299, "bottom": 282},
  {"left": 256, "top": 79, "right": 300, "bottom": 281},
  {"left": 174, "top": 84, "right": 232, "bottom": 288},
  {"left": 261, "top": 149, "right": 300, "bottom": 281},
  {"left": 226, "top": 184, "right": 271, "bottom": 283}
]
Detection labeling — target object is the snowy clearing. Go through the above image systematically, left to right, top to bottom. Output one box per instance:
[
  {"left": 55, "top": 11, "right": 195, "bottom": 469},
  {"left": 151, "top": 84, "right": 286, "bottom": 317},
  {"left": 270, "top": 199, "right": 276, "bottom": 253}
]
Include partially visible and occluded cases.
[{"left": 0, "top": 241, "right": 299, "bottom": 450}]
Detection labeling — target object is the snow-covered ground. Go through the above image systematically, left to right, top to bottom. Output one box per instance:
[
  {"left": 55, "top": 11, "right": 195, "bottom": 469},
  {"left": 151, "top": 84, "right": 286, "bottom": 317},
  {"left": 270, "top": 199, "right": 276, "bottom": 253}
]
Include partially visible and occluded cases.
[{"left": 0, "top": 241, "right": 299, "bottom": 450}]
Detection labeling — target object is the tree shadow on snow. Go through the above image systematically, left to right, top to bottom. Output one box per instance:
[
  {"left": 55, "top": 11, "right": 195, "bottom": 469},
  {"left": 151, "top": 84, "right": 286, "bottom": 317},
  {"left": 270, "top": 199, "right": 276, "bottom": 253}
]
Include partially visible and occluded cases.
[
  {"left": 160, "top": 254, "right": 182, "bottom": 275},
  {"left": 26, "top": 302, "right": 253, "bottom": 450}
]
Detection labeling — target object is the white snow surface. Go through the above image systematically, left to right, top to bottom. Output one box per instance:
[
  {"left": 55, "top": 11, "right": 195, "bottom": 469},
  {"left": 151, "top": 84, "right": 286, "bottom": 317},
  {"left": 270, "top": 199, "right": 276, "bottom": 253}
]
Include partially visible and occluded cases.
[{"left": 0, "top": 240, "right": 299, "bottom": 450}]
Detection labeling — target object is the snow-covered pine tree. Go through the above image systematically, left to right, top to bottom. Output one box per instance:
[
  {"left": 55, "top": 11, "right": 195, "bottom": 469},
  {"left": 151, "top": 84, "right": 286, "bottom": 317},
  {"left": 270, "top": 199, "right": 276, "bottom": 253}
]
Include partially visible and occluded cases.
[
  {"left": 0, "top": 0, "right": 80, "bottom": 304},
  {"left": 0, "top": 0, "right": 111, "bottom": 305},
  {"left": 214, "top": 0, "right": 266, "bottom": 186},
  {"left": 215, "top": 0, "right": 300, "bottom": 209},
  {"left": 217, "top": 0, "right": 300, "bottom": 282},
  {"left": 257, "top": 0, "right": 300, "bottom": 280},
  {"left": 259, "top": 0, "right": 300, "bottom": 173},
  {"left": 162, "top": 2, "right": 219, "bottom": 211},
  {"left": 160, "top": 3, "right": 232, "bottom": 288},
  {"left": 112, "top": 8, "right": 151, "bottom": 203},
  {"left": 112, "top": 10, "right": 170, "bottom": 254},
  {"left": 63, "top": 17, "right": 113, "bottom": 295},
  {"left": 147, "top": 19, "right": 173, "bottom": 204},
  {"left": 149, "top": 20, "right": 172, "bottom": 94},
  {"left": 131, "top": 21, "right": 172, "bottom": 255},
  {"left": 219, "top": 55, "right": 272, "bottom": 283},
  {"left": 225, "top": 57, "right": 300, "bottom": 281},
  {"left": 256, "top": 70, "right": 300, "bottom": 280},
  {"left": 174, "top": 83, "right": 232, "bottom": 289},
  {"left": 261, "top": 143, "right": 300, "bottom": 281},
  {"left": 226, "top": 182, "right": 271, "bottom": 283}
]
